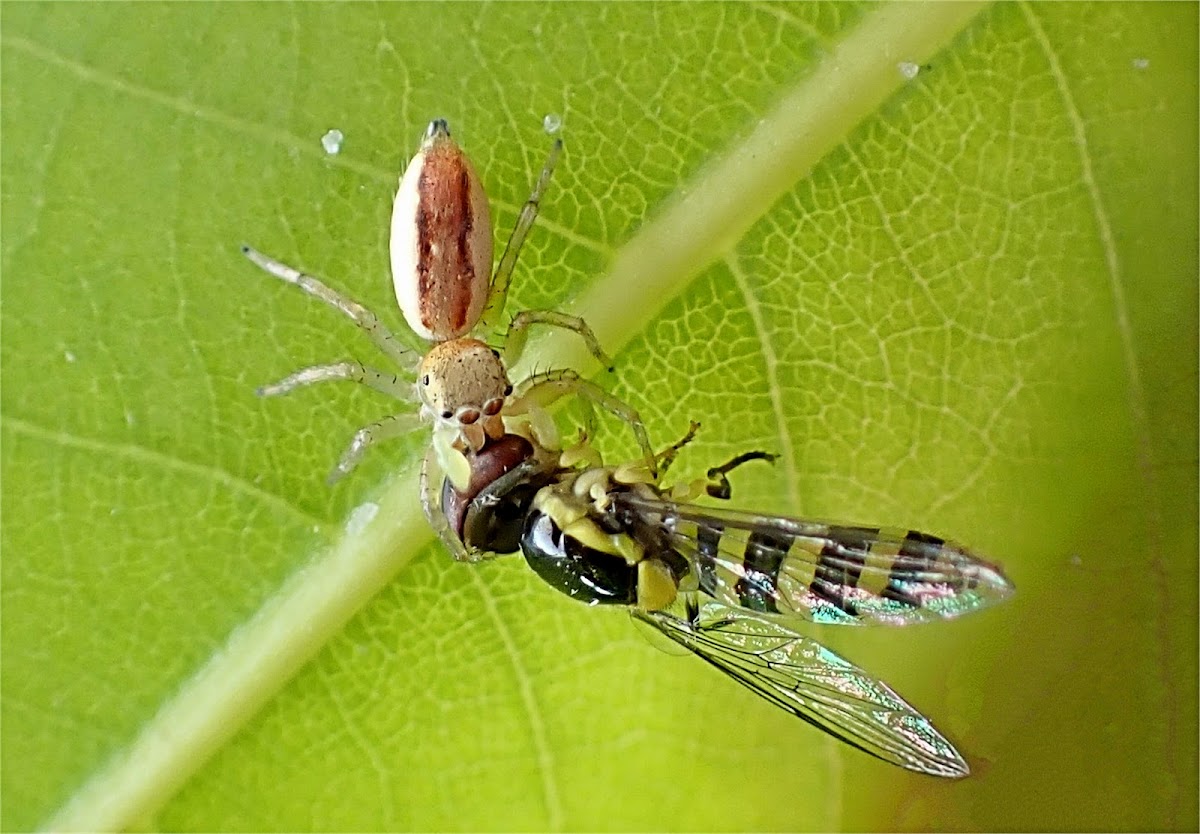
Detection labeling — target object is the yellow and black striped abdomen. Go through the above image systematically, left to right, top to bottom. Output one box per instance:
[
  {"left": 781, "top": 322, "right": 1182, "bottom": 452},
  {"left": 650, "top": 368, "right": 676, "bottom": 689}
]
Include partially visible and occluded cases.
[{"left": 618, "top": 495, "right": 1013, "bottom": 627}]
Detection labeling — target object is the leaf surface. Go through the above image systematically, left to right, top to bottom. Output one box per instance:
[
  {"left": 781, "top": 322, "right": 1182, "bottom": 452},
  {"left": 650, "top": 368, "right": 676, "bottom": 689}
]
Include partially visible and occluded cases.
[{"left": 2, "top": 3, "right": 1196, "bottom": 831}]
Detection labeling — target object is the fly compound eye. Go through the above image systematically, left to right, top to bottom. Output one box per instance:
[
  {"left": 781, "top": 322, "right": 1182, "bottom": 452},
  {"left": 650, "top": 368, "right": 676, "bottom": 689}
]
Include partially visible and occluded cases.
[
  {"left": 483, "top": 398, "right": 504, "bottom": 417},
  {"left": 458, "top": 408, "right": 481, "bottom": 425}
]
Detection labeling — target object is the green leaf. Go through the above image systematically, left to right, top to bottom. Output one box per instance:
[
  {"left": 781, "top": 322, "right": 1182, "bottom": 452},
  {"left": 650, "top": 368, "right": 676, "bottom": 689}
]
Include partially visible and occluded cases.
[{"left": 2, "top": 2, "right": 1195, "bottom": 831}]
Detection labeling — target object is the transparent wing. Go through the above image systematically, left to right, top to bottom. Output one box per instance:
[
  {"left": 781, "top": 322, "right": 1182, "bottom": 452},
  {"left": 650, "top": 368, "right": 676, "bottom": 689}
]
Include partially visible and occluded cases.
[
  {"left": 616, "top": 493, "right": 1013, "bottom": 626},
  {"left": 635, "top": 600, "right": 970, "bottom": 778}
]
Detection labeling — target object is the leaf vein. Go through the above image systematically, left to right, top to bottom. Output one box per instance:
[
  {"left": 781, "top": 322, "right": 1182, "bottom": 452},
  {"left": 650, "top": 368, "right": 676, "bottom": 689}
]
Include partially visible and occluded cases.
[
  {"left": 1020, "top": 1, "right": 1176, "bottom": 818},
  {"left": 725, "top": 251, "right": 802, "bottom": 511},
  {"left": 1, "top": 414, "right": 323, "bottom": 530},
  {"left": 466, "top": 571, "right": 564, "bottom": 831}
]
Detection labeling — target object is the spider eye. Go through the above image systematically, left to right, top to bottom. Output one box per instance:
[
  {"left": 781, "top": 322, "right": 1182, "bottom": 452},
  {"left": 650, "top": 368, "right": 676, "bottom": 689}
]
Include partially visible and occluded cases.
[
  {"left": 491, "top": 348, "right": 501, "bottom": 359},
  {"left": 422, "top": 375, "right": 430, "bottom": 386},
  {"left": 504, "top": 384, "right": 513, "bottom": 396},
  {"left": 441, "top": 410, "right": 453, "bottom": 419}
]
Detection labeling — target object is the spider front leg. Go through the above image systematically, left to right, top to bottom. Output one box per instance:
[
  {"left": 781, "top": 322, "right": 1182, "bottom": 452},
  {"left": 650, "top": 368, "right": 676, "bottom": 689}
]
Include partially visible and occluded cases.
[
  {"left": 478, "top": 137, "right": 563, "bottom": 334},
  {"left": 242, "top": 245, "right": 420, "bottom": 375},
  {"left": 499, "top": 310, "right": 615, "bottom": 372},
  {"left": 257, "top": 361, "right": 418, "bottom": 403},
  {"left": 505, "top": 369, "right": 657, "bottom": 477},
  {"left": 327, "top": 412, "right": 424, "bottom": 485},
  {"left": 425, "top": 425, "right": 476, "bottom": 493},
  {"left": 420, "top": 445, "right": 486, "bottom": 563}
]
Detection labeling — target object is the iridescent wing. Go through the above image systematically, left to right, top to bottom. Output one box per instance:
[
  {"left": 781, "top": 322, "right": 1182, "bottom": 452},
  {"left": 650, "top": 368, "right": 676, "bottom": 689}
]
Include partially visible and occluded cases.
[
  {"left": 616, "top": 493, "right": 1013, "bottom": 626},
  {"left": 635, "top": 600, "right": 970, "bottom": 777}
]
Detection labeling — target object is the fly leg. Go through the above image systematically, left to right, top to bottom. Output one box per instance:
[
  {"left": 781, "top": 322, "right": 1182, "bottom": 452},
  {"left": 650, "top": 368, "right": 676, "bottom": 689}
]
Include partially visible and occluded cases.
[
  {"left": 505, "top": 369, "right": 656, "bottom": 477},
  {"left": 656, "top": 421, "right": 701, "bottom": 476},
  {"left": 665, "top": 445, "right": 775, "bottom": 502}
]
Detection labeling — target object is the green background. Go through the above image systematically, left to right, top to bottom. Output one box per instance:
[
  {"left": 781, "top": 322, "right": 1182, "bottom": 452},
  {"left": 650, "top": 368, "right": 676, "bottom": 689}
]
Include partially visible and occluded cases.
[{"left": 3, "top": 2, "right": 1196, "bottom": 831}]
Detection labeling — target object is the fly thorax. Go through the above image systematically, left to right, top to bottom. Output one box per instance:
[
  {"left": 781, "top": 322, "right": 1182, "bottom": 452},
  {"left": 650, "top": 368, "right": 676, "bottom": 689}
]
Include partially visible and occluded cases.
[{"left": 417, "top": 338, "right": 513, "bottom": 445}]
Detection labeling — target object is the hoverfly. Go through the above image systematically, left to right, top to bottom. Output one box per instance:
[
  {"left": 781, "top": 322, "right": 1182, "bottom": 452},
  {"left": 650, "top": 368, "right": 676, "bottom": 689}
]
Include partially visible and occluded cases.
[
  {"left": 241, "top": 120, "right": 655, "bottom": 559},
  {"left": 443, "top": 421, "right": 1014, "bottom": 778}
]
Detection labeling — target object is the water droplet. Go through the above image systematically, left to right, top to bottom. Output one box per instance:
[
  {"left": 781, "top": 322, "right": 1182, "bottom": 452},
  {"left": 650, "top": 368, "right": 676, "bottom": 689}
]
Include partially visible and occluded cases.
[
  {"left": 897, "top": 61, "right": 920, "bottom": 80},
  {"left": 543, "top": 113, "right": 562, "bottom": 134},
  {"left": 321, "top": 129, "right": 345, "bottom": 155}
]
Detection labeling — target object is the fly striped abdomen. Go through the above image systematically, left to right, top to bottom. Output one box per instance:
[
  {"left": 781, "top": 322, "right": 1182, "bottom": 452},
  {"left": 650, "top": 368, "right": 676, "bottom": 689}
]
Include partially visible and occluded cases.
[
  {"left": 618, "top": 496, "right": 1013, "bottom": 626},
  {"left": 735, "top": 530, "right": 790, "bottom": 614}
]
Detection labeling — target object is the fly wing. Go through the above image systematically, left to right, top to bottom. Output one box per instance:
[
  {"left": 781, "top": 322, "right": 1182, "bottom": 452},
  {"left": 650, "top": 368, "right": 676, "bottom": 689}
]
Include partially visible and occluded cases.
[
  {"left": 615, "top": 493, "right": 1013, "bottom": 626},
  {"left": 635, "top": 601, "right": 970, "bottom": 778}
]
